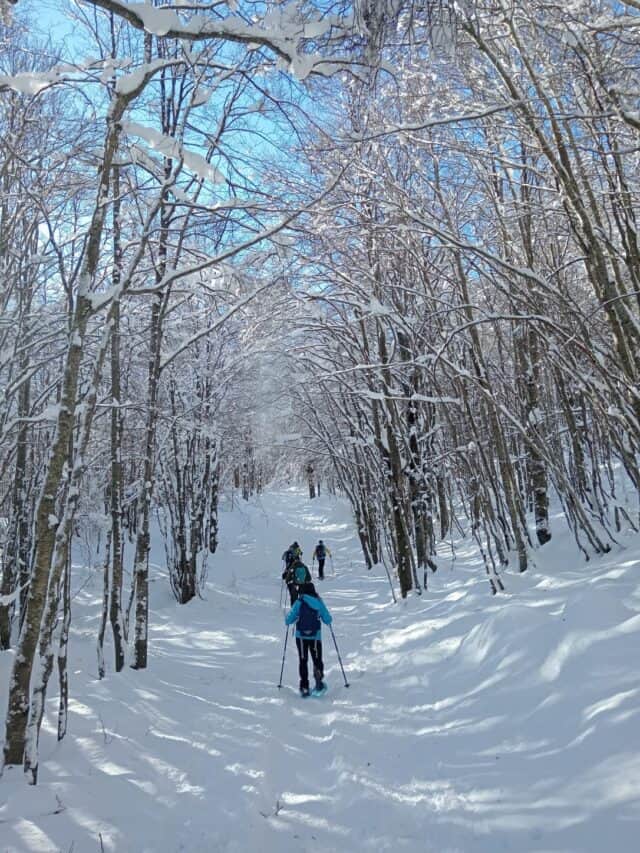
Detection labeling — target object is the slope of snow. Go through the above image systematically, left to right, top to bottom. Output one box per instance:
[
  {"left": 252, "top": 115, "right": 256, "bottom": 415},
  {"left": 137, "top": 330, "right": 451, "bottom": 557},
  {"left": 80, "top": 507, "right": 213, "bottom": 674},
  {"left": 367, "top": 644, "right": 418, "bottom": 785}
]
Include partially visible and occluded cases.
[{"left": 1, "top": 489, "right": 640, "bottom": 852}]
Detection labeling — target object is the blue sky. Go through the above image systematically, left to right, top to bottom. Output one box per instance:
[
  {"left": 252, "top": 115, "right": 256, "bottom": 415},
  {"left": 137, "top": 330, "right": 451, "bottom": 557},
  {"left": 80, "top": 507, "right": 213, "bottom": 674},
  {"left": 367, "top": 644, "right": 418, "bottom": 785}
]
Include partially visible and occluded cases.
[{"left": 22, "top": 0, "right": 78, "bottom": 46}]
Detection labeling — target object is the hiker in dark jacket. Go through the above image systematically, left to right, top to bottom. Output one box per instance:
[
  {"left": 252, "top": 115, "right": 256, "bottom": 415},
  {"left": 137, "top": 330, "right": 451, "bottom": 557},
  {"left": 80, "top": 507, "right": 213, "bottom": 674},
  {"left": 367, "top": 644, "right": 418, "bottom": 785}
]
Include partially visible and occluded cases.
[
  {"left": 312, "top": 539, "right": 331, "bottom": 580},
  {"left": 282, "top": 541, "right": 302, "bottom": 569},
  {"left": 282, "top": 557, "right": 312, "bottom": 605},
  {"left": 285, "top": 581, "right": 332, "bottom": 696}
]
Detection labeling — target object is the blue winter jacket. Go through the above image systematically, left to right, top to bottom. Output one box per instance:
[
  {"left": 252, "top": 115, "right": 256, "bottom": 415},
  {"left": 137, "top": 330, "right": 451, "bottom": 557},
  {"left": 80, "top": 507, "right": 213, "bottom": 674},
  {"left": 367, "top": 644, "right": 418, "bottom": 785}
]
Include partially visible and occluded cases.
[{"left": 285, "top": 594, "right": 332, "bottom": 641}]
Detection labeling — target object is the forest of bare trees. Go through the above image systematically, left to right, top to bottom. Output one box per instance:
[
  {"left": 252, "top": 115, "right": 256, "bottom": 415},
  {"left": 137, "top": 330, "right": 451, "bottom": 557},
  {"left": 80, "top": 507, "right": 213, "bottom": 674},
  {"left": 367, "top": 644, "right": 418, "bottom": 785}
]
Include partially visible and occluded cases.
[{"left": 0, "top": 0, "right": 638, "bottom": 783}]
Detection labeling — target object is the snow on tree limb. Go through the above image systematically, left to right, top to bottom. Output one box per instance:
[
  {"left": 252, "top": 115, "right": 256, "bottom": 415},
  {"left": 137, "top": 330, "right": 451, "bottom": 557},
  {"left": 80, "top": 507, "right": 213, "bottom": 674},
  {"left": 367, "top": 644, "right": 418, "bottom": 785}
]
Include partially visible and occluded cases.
[
  {"left": 82, "top": 0, "right": 357, "bottom": 78},
  {"left": 348, "top": 103, "right": 520, "bottom": 142},
  {"left": 0, "top": 583, "right": 28, "bottom": 607}
]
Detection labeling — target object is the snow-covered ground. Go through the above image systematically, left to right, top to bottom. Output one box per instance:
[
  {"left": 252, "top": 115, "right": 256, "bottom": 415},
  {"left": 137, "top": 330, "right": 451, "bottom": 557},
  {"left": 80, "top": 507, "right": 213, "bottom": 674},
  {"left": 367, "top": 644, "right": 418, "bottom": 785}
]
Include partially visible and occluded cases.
[{"left": 1, "top": 489, "right": 640, "bottom": 852}]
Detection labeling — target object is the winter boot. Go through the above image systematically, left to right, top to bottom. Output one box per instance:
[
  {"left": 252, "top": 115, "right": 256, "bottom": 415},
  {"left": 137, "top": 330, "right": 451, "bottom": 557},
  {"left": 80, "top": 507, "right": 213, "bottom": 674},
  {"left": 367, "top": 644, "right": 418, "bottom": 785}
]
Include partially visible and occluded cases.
[{"left": 313, "top": 667, "right": 325, "bottom": 692}]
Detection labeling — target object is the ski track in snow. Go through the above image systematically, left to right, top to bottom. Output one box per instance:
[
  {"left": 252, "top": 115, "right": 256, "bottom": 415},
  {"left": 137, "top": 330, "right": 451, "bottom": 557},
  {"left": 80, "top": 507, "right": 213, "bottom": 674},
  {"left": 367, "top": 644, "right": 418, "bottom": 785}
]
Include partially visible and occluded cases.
[{"left": 1, "top": 489, "right": 640, "bottom": 852}]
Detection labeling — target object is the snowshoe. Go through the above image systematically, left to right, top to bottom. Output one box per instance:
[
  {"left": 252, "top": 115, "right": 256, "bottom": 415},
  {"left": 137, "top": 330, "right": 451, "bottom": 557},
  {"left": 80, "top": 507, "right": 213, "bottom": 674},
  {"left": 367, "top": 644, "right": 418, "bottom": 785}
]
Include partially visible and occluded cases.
[
  {"left": 311, "top": 683, "right": 328, "bottom": 697},
  {"left": 300, "top": 686, "right": 311, "bottom": 698}
]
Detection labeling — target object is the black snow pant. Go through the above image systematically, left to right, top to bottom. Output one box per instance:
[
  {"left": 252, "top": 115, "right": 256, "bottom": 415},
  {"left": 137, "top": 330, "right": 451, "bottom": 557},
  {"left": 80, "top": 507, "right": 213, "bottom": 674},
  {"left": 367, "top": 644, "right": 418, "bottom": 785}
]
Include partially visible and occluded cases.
[
  {"left": 317, "top": 557, "right": 326, "bottom": 579},
  {"left": 287, "top": 582, "right": 299, "bottom": 605},
  {"left": 296, "top": 638, "right": 324, "bottom": 690}
]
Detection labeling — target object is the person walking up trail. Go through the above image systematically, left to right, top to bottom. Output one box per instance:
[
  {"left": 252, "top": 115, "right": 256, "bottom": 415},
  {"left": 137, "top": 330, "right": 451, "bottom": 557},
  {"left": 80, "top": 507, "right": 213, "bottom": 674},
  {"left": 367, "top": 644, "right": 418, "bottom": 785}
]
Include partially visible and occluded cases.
[
  {"left": 313, "top": 540, "right": 331, "bottom": 580},
  {"left": 282, "top": 541, "right": 302, "bottom": 572},
  {"left": 281, "top": 542, "right": 302, "bottom": 604},
  {"left": 282, "top": 555, "right": 311, "bottom": 605},
  {"left": 285, "top": 581, "right": 332, "bottom": 697}
]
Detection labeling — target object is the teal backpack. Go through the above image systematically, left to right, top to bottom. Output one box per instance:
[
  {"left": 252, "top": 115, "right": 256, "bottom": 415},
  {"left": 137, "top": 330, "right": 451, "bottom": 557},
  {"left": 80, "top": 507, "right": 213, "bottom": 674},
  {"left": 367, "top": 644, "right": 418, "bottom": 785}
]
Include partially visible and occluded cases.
[{"left": 294, "top": 563, "right": 309, "bottom": 584}]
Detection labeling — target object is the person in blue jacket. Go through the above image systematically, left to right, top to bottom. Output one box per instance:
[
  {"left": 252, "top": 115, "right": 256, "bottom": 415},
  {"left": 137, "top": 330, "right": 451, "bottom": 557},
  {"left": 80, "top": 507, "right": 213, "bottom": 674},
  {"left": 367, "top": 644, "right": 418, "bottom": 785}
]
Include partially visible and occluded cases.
[{"left": 285, "top": 582, "right": 332, "bottom": 697}]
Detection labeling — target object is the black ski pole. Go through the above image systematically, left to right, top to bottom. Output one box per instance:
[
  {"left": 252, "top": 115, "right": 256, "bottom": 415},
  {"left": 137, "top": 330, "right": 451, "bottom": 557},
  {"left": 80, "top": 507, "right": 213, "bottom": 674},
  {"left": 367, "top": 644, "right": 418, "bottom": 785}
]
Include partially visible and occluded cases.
[
  {"left": 329, "top": 624, "right": 349, "bottom": 687},
  {"left": 278, "top": 625, "right": 289, "bottom": 688}
]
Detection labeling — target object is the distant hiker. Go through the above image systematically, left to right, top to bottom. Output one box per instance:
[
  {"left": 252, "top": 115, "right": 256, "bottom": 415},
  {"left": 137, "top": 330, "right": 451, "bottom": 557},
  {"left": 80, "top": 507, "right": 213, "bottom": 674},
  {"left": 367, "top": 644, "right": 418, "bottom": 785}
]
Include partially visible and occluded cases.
[
  {"left": 312, "top": 539, "right": 331, "bottom": 580},
  {"left": 282, "top": 556, "right": 311, "bottom": 605},
  {"left": 285, "top": 581, "right": 332, "bottom": 697}
]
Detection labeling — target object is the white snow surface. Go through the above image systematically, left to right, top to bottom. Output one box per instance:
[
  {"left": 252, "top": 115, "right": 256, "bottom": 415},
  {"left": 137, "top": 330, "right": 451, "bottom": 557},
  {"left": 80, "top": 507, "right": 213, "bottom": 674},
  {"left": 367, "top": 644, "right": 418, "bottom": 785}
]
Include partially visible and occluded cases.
[{"left": 1, "top": 489, "right": 640, "bottom": 852}]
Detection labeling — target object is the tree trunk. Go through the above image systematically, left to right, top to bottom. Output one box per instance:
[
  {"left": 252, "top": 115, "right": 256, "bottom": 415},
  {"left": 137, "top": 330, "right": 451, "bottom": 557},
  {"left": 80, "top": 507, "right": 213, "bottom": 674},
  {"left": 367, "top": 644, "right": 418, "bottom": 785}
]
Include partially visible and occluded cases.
[
  {"left": 2, "top": 65, "right": 159, "bottom": 770},
  {"left": 109, "top": 167, "right": 126, "bottom": 671},
  {"left": 131, "top": 294, "right": 163, "bottom": 670},
  {"left": 2, "top": 295, "right": 91, "bottom": 769},
  {"left": 0, "top": 372, "right": 30, "bottom": 649},
  {"left": 209, "top": 450, "right": 219, "bottom": 554},
  {"left": 307, "top": 462, "right": 316, "bottom": 499},
  {"left": 97, "top": 532, "right": 112, "bottom": 680},
  {"left": 57, "top": 551, "right": 71, "bottom": 742}
]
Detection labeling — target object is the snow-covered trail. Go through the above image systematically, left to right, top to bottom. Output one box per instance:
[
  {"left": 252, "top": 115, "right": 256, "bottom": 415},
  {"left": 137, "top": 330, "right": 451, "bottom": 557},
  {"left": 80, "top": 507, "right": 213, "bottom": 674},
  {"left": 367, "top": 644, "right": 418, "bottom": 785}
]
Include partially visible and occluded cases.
[
  {"left": 2, "top": 489, "right": 640, "bottom": 852},
  {"left": 1, "top": 491, "right": 398, "bottom": 853}
]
